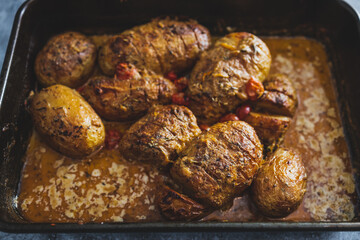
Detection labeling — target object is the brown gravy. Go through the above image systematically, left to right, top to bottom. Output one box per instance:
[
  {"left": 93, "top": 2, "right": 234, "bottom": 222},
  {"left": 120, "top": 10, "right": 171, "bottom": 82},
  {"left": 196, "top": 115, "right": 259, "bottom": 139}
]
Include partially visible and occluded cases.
[{"left": 17, "top": 37, "right": 356, "bottom": 223}]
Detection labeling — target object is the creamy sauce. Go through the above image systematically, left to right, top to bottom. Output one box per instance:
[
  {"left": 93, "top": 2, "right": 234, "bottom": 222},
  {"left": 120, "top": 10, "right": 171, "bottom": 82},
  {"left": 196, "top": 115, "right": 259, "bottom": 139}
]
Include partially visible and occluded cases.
[{"left": 17, "top": 37, "right": 356, "bottom": 223}]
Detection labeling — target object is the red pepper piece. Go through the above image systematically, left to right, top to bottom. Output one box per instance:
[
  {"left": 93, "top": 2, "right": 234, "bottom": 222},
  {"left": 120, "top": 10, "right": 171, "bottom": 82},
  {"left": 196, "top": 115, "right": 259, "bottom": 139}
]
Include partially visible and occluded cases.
[
  {"left": 115, "top": 63, "right": 137, "bottom": 80},
  {"left": 165, "top": 71, "right": 178, "bottom": 81},
  {"left": 245, "top": 77, "right": 264, "bottom": 101},
  {"left": 172, "top": 92, "right": 190, "bottom": 106},
  {"left": 236, "top": 104, "right": 251, "bottom": 120},
  {"left": 219, "top": 113, "right": 240, "bottom": 123},
  {"left": 105, "top": 129, "right": 122, "bottom": 149}
]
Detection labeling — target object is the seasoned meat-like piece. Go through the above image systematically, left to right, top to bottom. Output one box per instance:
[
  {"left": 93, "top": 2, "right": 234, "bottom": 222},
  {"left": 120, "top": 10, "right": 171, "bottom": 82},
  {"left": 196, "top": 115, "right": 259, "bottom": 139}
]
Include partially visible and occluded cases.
[
  {"left": 99, "top": 18, "right": 211, "bottom": 76},
  {"left": 35, "top": 32, "right": 97, "bottom": 88},
  {"left": 187, "top": 32, "right": 271, "bottom": 124},
  {"left": 80, "top": 64, "right": 176, "bottom": 121},
  {"left": 255, "top": 74, "right": 297, "bottom": 117},
  {"left": 29, "top": 85, "right": 105, "bottom": 158},
  {"left": 119, "top": 105, "right": 201, "bottom": 167},
  {"left": 244, "top": 112, "right": 291, "bottom": 152},
  {"left": 171, "top": 121, "right": 263, "bottom": 208},
  {"left": 251, "top": 148, "right": 307, "bottom": 218},
  {"left": 156, "top": 185, "right": 208, "bottom": 221}
]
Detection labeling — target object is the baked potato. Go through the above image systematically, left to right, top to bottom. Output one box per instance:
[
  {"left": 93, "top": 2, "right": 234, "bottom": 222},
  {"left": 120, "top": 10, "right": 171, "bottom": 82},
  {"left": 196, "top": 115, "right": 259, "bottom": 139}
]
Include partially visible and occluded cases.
[
  {"left": 98, "top": 18, "right": 211, "bottom": 76},
  {"left": 34, "top": 32, "right": 97, "bottom": 88},
  {"left": 187, "top": 32, "right": 271, "bottom": 124},
  {"left": 79, "top": 63, "right": 176, "bottom": 121},
  {"left": 29, "top": 84, "right": 105, "bottom": 158},
  {"left": 119, "top": 105, "right": 201, "bottom": 167},
  {"left": 171, "top": 121, "right": 263, "bottom": 208},
  {"left": 251, "top": 148, "right": 307, "bottom": 218}
]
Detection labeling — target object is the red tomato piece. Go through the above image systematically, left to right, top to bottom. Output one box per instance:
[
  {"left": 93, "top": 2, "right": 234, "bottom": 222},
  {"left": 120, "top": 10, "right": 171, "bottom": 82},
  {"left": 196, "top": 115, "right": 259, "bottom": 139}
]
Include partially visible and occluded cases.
[
  {"left": 115, "top": 63, "right": 137, "bottom": 80},
  {"left": 165, "top": 71, "right": 178, "bottom": 81},
  {"left": 174, "top": 77, "right": 189, "bottom": 92},
  {"left": 245, "top": 77, "right": 264, "bottom": 101},
  {"left": 172, "top": 92, "right": 190, "bottom": 106},
  {"left": 236, "top": 104, "right": 251, "bottom": 120},
  {"left": 219, "top": 113, "right": 240, "bottom": 122},
  {"left": 199, "top": 124, "right": 210, "bottom": 131},
  {"left": 105, "top": 129, "right": 122, "bottom": 149}
]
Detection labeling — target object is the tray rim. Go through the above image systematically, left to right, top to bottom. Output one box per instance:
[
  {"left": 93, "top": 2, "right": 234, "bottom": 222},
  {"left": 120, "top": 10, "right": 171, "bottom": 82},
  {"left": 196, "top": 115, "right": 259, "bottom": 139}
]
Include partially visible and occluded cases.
[{"left": 1, "top": 0, "right": 360, "bottom": 232}]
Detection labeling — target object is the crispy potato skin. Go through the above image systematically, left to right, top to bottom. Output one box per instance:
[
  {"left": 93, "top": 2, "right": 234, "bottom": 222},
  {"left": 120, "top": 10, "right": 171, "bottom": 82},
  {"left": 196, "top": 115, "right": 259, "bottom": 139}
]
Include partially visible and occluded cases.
[
  {"left": 98, "top": 18, "right": 211, "bottom": 75},
  {"left": 34, "top": 32, "right": 97, "bottom": 88},
  {"left": 187, "top": 32, "right": 271, "bottom": 124},
  {"left": 80, "top": 69, "right": 176, "bottom": 121},
  {"left": 256, "top": 74, "right": 297, "bottom": 117},
  {"left": 29, "top": 85, "right": 105, "bottom": 158},
  {"left": 119, "top": 105, "right": 201, "bottom": 167},
  {"left": 244, "top": 112, "right": 291, "bottom": 151},
  {"left": 171, "top": 121, "right": 263, "bottom": 208},
  {"left": 251, "top": 148, "right": 307, "bottom": 218},
  {"left": 156, "top": 185, "right": 207, "bottom": 221}
]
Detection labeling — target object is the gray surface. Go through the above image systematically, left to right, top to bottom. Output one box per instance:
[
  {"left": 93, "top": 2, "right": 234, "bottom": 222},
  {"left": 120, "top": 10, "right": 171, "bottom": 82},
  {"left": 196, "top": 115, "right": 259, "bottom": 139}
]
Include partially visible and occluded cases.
[{"left": 1, "top": 0, "right": 360, "bottom": 239}]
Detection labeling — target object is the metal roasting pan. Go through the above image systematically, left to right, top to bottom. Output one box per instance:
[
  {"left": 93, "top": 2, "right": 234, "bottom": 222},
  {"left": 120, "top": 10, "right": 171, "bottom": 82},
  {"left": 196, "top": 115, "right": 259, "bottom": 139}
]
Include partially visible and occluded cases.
[{"left": 1, "top": 0, "right": 360, "bottom": 232}]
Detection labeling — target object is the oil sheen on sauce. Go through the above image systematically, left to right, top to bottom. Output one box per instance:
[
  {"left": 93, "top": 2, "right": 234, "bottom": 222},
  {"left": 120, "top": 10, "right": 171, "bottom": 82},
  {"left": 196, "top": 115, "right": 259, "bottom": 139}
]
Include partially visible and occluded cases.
[{"left": 17, "top": 37, "right": 356, "bottom": 223}]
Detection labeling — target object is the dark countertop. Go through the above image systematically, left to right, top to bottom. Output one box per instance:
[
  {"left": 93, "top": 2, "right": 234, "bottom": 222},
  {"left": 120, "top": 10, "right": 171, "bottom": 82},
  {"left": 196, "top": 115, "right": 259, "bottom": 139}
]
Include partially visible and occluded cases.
[{"left": 1, "top": 0, "right": 360, "bottom": 239}]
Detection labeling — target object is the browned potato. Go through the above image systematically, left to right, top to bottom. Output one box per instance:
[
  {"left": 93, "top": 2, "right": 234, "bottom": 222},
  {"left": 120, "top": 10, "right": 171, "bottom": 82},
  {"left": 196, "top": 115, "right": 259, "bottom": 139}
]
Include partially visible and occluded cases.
[
  {"left": 98, "top": 18, "right": 211, "bottom": 76},
  {"left": 35, "top": 32, "right": 97, "bottom": 88},
  {"left": 187, "top": 32, "right": 271, "bottom": 124},
  {"left": 80, "top": 63, "right": 176, "bottom": 121},
  {"left": 255, "top": 74, "right": 297, "bottom": 117},
  {"left": 29, "top": 84, "right": 105, "bottom": 158},
  {"left": 119, "top": 105, "right": 201, "bottom": 167},
  {"left": 244, "top": 112, "right": 291, "bottom": 151},
  {"left": 171, "top": 121, "right": 263, "bottom": 208},
  {"left": 251, "top": 148, "right": 307, "bottom": 218},
  {"left": 156, "top": 185, "right": 208, "bottom": 221}
]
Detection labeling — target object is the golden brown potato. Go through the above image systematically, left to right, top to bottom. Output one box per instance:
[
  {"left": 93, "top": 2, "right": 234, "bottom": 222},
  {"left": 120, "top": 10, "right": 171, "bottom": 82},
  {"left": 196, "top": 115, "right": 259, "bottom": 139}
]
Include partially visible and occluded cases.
[
  {"left": 98, "top": 18, "right": 210, "bottom": 76},
  {"left": 34, "top": 32, "right": 97, "bottom": 88},
  {"left": 188, "top": 32, "right": 271, "bottom": 124},
  {"left": 79, "top": 63, "right": 176, "bottom": 121},
  {"left": 255, "top": 74, "right": 297, "bottom": 117},
  {"left": 29, "top": 84, "right": 105, "bottom": 158},
  {"left": 244, "top": 112, "right": 291, "bottom": 152},
  {"left": 171, "top": 121, "right": 263, "bottom": 208},
  {"left": 251, "top": 148, "right": 307, "bottom": 218},
  {"left": 156, "top": 185, "right": 208, "bottom": 221}
]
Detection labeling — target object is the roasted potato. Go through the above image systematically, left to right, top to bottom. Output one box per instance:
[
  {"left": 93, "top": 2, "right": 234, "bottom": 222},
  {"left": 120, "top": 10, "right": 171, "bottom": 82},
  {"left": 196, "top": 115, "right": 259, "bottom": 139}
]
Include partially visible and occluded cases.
[
  {"left": 98, "top": 18, "right": 211, "bottom": 76},
  {"left": 34, "top": 32, "right": 97, "bottom": 88},
  {"left": 187, "top": 32, "right": 271, "bottom": 124},
  {"left": 80, "top": 63, "right": 176, "bottom": 121},
  {"left": 255, "top": 74, "right": 297, "bottom": 117},
  {"left": 29, "top": 84, "right": 105, "bottom": 158},
  {"left": 119, "top": 105, "right": 201, "bottom": 167},
  {"left": 244, "top": 112, "right": 291, "bottom": 152},
  {"left": 171, "top": 121, "right": 263, "bottom": 208},
  {"left": 251, "top": 148, "right": 307, "bottom": 218},
  {"left": 156, "top": 185, "right": 208, "bottom": 221}
]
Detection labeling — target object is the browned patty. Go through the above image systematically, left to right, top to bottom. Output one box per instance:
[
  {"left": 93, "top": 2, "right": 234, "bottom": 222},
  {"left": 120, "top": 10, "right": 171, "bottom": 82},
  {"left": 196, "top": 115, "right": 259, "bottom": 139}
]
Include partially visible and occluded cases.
[
  {"left": 98, "top": 18, "right": 211, "bottom": 76},
  {"left": 35, "top": 32, "right": 97, "bottom": 88},
  {"left": 187, "top": 32, "right": 271, "bottom": 124},
  {"left": 80, "top": 65, "right": 176, "bottom": 121},
  {"left": 255, "top": 74, "right": 297, "bottom": 117},
  {"left": 119, "top": 105, "right": 201, "bottom": 167},
  {"left": 171, "top": 121, "right": 263, "bottom": 208}
]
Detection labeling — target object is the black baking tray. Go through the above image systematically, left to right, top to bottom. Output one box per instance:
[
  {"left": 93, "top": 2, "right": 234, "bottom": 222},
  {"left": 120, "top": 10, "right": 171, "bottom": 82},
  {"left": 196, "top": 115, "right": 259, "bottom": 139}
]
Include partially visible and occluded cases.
[{"left": 1, "top": 0, "right": 360, "bottom": 232}]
